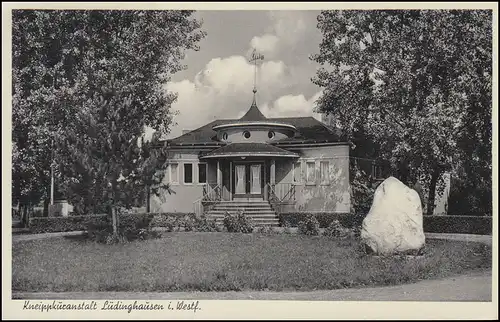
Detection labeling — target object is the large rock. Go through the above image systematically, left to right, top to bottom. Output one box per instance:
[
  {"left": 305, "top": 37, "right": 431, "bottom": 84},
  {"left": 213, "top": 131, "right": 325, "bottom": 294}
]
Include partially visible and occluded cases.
[{"left": 361, "top": 176, "right": 425, "bottom": 255}]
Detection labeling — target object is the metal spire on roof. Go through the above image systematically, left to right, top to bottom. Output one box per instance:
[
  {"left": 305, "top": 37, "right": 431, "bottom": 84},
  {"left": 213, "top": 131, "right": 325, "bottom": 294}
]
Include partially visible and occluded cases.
[{"left": 249, "top": 48, "right": 264, "bottom": 105}]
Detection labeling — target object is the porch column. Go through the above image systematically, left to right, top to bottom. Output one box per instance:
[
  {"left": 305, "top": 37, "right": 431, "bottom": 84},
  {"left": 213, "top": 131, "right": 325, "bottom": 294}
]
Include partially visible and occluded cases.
[
  {"left": 270, "top": 159, "right": 276, "bottom": 186},
  {"left": 217, "top": 160, "right": 221, "bottom": 186},
  {"left": 263, "top": 160, "right": 267, "bottom": 201},
  {"left": 229, "top": 161, "right": 233, "bottom": 201}
]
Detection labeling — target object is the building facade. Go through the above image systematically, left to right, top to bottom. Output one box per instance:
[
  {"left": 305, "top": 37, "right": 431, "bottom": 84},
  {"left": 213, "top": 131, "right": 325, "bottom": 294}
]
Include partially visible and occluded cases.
[{"left": 150, "top": 95, "right": 358, "bottom": 223}]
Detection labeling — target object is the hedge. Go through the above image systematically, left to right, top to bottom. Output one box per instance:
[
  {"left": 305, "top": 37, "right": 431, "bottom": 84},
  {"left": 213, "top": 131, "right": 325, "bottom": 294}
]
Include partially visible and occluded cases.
[
  {"left": 279, "top": 212, "right": 363, "bottom": 229},
  {"left": 280, "top": 212, "right": 492, "bottom": 235},
  {"left": 29, "top": 213, "right": 196, "bottom": 234},
  {"left": 29, "top": 214, "right": 108, "bottom": 234},
  {"left": 423, "top": 215, "right": 492, "bottom": 235}
]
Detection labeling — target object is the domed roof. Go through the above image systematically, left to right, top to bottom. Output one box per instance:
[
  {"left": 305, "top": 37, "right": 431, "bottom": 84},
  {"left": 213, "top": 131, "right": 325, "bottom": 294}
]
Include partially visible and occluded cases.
[{"left": 239, "top": 98, "right": 267, "bottom": 121}]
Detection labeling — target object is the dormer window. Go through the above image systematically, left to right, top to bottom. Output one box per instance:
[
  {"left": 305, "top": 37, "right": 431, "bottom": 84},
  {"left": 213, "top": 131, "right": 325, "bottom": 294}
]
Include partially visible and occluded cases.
[
  {"left": 243, "top": 131, "right": 251, "bottom": 139},
  {"left": 268, "top": 131, "right": 275, "bottom": 139},
  {"left": 222, "top": 132, "right": 228, "bottom": 140}
]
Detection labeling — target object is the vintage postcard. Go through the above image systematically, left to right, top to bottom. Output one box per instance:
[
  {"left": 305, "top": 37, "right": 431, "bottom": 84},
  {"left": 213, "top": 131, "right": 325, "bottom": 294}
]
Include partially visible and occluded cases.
[{"left": 2, "top": 1, "right": 498, "bottom": 320}]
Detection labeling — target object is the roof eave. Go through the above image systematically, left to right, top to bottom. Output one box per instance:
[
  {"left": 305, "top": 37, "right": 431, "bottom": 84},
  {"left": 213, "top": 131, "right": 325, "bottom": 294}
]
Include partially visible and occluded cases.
[{"left": 200, "top": 152, "right": 299, "bottom": 159}]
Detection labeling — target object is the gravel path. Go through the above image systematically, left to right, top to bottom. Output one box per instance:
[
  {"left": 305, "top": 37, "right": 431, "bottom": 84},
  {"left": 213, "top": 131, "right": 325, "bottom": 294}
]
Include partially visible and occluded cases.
[
  {"left": 12, "top": 230, "right": 493, "bottom": 246},
  {"left": 12, "top": 271, "right": 492, "bottom": 301}
]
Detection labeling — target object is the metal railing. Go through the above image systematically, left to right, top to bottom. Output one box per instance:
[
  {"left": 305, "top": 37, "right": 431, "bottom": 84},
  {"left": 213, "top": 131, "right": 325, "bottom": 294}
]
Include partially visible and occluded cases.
[
  {"left": 193, "top": 183, "right": 223, "bottom": 217},
  {"left": 203, "top": 183, "right": 222, "bottom": 202},
  {"left": 266, "top": 183, "right": 296, "bottom": 215},
  {"left": 267, "top": 183, "right": 296, "bottom": 203},
  {"left": 193, "top": 197, "right": 204, "bottom": 218}
]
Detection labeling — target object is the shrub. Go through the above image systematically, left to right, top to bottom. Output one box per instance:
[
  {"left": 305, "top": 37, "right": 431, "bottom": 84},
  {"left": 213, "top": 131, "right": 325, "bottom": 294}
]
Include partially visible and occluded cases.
[
  {"left": 223, "top": 210, "right": 254, "bottom": 233},
  {"left": 279, "top": 212, "right": 358, "bottom": 228},
  {"left": 85, "top": 213, "right": 160, "bottom": 244},
  {"left": 118, "top": 213, "right": 155, "bottom": 241},
  {"left": 297, "top": 214, "right": 320, "bottom": 236},
  {"left": 29, "top": 215, "right": 108, "bottom": 233},
  {"left": 85, "top": 215, "right": 114, "bottom": 243},
  {"left": 153, "top": 215, "right": 179, "bottom": 232},
  {"left": 423, "top": 215, "right": 492, "bottom": 235},
  {"left": 182, "top": 216, "right": 195, "bottom": 232},
  {"left": 193, "top": 216, "right": 218, "bottom": 232},
  {"left": 323, "top": 219, "right": 355, "bottom": 239},
  {"left": 323, "top": 219, "right": 343, "bottom": 238},
  {"left": 255, "top": 225, "right": 278, "bottom": 235}
]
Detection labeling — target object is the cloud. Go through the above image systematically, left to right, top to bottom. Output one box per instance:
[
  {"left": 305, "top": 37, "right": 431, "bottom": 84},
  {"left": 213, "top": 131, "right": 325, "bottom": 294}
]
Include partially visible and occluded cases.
[
  {"left": 157, "top": 11, "right": 325, "bottom": 140},
  {"left": 249, "top": 11, "right": 309, "bottom": 57},
  {"left": 269, "top": 11, "right": 307, "bottom": 43},
  {"left": 250, "top": 34, "right": 279, "bottom": 56},
  {"left": 163, "top": 55, "right": 291, "bottom": 139},
  {"left": 260, "top": 91, "right": 323, "bottom": 120}
]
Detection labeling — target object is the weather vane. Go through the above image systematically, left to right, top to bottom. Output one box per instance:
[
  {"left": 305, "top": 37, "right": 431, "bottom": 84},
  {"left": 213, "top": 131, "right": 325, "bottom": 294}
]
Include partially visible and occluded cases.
[{"left": 249, "top": 49, "right": 264, "bottom": 95}]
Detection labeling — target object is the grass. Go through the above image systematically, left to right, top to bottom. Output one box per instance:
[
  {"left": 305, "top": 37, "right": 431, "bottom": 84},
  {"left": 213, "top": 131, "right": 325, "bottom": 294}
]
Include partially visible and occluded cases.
[{"left": 12, "top": 233, "right": 492, "bottom": 293}]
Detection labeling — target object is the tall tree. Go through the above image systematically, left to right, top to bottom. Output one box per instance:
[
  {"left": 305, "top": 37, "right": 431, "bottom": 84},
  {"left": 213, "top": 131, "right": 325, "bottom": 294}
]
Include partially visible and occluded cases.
[
  {"left": 12, "top": 10, "right": 206, "bottom": 222},
  {"left": 311, "top": 10, "right": 492, "bottom": 215}
]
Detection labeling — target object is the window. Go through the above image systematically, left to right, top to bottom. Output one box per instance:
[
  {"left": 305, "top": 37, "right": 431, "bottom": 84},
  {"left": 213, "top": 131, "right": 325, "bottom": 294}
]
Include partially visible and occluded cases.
[
  {"left": 243, "top": 130, "right": 251, "bottom": 139},
  {"left": 268, "top": 131, "right": 275, "bottom": 139},
  {"left": 222, "top": 132, "right": 228, "bottom": 140},
  {"left": 306, "top": 161, "right": 316, "bottom": 185},
  {"left": 320, "top": 161, "right": 329, "bottom": 185},
  {"left": 293, "top": 162, "right": 302, "bottom": 183},
  {"left": 169, "top": 163, "right": 179, "bottom": 184},
  {"left": 184, "top": 163, "right": 193, "bottom": 184},
  {"left": 198, "top": 163, "right": 207, "bottom": 184}
]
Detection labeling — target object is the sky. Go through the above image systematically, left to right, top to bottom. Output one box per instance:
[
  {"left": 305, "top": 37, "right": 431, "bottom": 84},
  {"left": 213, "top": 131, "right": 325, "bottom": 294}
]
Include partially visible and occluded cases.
[{"left": 161, "top": 10, "right": 325, "bottom": 139}]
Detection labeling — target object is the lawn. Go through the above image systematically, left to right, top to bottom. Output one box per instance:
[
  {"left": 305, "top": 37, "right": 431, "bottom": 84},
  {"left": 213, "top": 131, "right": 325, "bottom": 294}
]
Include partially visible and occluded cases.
[{"left": 12, "top": 233, "right": 492, "bottom": 293}]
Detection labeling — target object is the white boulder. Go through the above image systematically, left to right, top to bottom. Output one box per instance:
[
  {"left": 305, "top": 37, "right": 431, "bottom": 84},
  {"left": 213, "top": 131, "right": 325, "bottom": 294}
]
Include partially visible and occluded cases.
[{"left": 361, "top": 176, "right": 425, "bottom": 255}]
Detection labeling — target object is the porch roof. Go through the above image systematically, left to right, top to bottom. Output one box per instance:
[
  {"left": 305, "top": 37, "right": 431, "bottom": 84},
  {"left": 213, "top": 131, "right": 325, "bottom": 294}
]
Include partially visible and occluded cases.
[{"left": 199, "top": 143, "right": 299, "bottom": 159}]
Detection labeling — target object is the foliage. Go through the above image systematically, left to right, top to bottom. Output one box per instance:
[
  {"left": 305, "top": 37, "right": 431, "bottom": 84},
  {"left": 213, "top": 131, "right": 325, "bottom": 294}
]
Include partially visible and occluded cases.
[
  {"left": 12, "top": 10, "right": 206, "bottom": 216},
  {"left": 312, "top": 10, "right": 492, "bottom": 215},
  {"left": 349, "top": 161, "right": 376, "bottom": 217},
  {"left": 447, "top": 171, "right": 492, "bottom": 215},
  {"left": 223, "top": 210, "right": 254, "bottom": 233},
  {"left": 279, "top": 212, "right": 357, "bottom": 228},
  {"left": 85, "top": 213, "right": 160, "bottom": 244},
  {"left": 29, "top": 214, "right": 108, "bottom": 233},
  {"left": 297, "top": 214, "right": 320, "bottom": 236},
  {"left": 152, "top": 215, "right": 179, "bottom": 232},
  {"left": 182, "top": 215, "right": 195, "bottom": 232},
  {"left": 193, "top": 215, "right": 219, "bottom": 232},
  {"left": 423, "top": 215, "right": 492, "bottom": 235},
  {"left": 323, "top": 219, "right": 355, "bottom": 239},
  {"left": 255, "top": 226, "right": 279, "bottom": 235}
]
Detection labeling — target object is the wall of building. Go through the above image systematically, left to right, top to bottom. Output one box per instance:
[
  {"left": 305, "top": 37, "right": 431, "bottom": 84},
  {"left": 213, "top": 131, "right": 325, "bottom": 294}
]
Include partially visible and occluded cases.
[
  {"left": 218, "top": 126, "right": 293, "bottom": 144},
  {"left": 151, "top": 144, "right": 351, "bottom": 214},
  {"left": 275, "top": 145, "right": 351, "bottom": 213},
  {"left": 150, "top": 150, "right": 216, "bottom": 213}
]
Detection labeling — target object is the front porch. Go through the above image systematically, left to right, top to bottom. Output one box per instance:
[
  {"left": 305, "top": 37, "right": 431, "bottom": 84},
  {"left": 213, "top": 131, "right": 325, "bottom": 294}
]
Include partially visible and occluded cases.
[{"left": 193, "top": 158, "right": 297, "bottom": 217}]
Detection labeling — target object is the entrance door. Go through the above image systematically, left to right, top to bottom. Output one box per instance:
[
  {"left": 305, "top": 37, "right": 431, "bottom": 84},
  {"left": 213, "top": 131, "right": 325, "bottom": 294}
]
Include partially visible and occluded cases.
[
  {"left": 232, "top": 162, "right": 264, "bottom": 198},
  {"left": 250, "top": 164, "right": 262, "bottom": 194},
  {"left": 235, "top": 165, "right": 246, "bottom": 194}
]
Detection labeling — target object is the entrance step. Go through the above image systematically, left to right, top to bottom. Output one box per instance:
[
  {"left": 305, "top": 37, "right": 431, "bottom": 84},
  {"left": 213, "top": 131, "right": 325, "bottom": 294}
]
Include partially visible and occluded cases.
[{"left": 206, "top": 200, "right": 279, "bottom": 227}]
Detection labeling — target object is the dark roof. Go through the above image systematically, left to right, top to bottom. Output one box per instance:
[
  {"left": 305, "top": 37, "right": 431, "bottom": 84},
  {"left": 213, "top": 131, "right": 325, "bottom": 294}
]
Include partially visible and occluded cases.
[
  {"left": 240, "top": 101, "right": 267, "bottom": 121},
  {"left": 166, "top": 116, "right": 345, "bottom": 145},
  {"left": 200, "top": 143, "right": 299, "bottom": 159}
]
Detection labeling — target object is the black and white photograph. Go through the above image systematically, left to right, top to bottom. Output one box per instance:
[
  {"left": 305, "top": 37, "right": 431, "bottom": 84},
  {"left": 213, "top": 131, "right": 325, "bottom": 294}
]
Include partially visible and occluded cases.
[{"left": 3, "top": 2, "right": 497, "bottom": 320}]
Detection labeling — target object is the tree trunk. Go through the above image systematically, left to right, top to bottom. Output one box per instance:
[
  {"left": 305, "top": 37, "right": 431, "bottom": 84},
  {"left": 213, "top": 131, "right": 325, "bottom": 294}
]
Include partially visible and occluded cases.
[
  {"left": 426, "top": 169, "right": 441, "bottom": 216},
  {"left": 111, "top": 182, "right": 119, "bottom": 237},
  {"left": 146, "top": 186, "right": 151, "bottom": 213},
  {"left": 43, "top": 198, "right": 49, "bottom": 217},
  {"left": 111, "top": 206, "right": 118, "bottom": 236}
]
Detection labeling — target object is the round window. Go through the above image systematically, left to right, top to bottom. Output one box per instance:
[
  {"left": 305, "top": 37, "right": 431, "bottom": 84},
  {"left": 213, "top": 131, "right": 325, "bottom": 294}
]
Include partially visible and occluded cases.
[
  {"left": 243, "top": 131, "right": 251, "bottom": 139},
  {"left": 268, "top": 131, "right": 275, "bottom": 139},
  {"left": 222, "top": 132, "right": 228, "bottom": 140}
]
